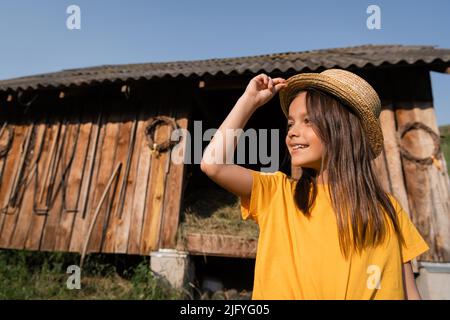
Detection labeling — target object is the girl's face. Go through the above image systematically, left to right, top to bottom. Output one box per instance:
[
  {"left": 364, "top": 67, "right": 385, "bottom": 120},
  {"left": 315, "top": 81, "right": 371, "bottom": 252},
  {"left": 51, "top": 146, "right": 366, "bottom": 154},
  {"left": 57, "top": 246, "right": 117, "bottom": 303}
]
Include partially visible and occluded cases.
[{"left": 285, "top": 92, "right": 324, "bottom": 171}]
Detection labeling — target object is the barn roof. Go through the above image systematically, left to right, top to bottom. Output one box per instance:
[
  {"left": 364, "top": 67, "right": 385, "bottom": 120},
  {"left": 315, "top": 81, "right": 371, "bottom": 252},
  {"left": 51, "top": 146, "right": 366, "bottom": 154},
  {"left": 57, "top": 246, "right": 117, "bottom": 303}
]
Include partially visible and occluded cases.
[{"left": 1, "top": 44, "right": 449, "bottom": 92}]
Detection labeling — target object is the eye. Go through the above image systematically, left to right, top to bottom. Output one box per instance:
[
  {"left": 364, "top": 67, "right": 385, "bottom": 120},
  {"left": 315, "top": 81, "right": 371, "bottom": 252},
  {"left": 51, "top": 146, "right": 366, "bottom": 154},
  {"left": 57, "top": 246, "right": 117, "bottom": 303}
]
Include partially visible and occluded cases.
[
  {"left": 304, "top": 118, "right": 310, "bottom": 124},
  {"left": 287, "top": 122, "right": 293, "bottom": 129}
]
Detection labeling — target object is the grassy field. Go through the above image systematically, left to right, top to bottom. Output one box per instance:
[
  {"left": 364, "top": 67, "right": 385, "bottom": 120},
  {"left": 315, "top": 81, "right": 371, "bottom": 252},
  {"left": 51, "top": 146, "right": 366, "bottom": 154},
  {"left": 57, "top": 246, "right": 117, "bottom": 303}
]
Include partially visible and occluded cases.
[
  {"left": 440, "top": 124, "right": 450, "bottom": 177},
  {"left": 0, "top": 249, "right": 185, "bottom": 300}
]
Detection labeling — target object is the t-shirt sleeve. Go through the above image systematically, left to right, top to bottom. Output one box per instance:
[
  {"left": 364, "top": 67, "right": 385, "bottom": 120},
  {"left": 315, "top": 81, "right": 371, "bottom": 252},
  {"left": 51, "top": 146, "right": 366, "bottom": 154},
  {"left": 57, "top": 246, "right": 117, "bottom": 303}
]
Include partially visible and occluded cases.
[
  {"left": 239, "top": 170, "right": 283, "bottom": 224},
  {"left": 389, "top": 195, "right": 430, "bottom": 263}
]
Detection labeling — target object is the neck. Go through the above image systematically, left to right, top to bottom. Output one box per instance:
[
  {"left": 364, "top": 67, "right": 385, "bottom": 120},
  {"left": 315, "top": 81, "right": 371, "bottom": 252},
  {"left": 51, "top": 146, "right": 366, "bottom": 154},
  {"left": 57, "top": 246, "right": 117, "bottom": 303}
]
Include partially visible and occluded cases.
[{"left": 316, "top": 168, "right": 328, "bottom": 184}]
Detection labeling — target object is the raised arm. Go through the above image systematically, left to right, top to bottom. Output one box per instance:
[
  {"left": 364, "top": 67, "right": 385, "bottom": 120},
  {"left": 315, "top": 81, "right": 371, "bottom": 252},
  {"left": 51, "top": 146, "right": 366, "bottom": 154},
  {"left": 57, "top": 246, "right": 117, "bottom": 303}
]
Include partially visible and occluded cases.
[{"left": 200, "top": 74, "right": 286, "bottom": 199}]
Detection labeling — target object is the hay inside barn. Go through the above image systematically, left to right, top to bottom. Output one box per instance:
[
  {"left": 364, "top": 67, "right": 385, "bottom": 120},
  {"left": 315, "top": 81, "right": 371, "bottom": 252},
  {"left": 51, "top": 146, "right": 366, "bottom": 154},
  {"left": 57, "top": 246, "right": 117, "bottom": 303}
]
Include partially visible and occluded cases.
[{"left": 179, "top": 185, "right": 259, "bottom": 240}]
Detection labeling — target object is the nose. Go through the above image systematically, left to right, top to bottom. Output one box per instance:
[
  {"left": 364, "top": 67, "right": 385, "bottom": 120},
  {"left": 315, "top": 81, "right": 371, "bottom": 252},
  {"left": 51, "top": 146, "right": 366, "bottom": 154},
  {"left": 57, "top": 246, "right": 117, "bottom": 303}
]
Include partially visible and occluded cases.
[{"left": 288, "top": 123, "right": 301, "bottom": 139}]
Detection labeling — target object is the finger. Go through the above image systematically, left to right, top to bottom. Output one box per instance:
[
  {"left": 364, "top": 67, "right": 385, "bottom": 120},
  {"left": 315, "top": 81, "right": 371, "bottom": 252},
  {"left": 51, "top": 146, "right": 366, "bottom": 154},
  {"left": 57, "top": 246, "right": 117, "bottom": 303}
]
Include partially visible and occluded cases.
[
  {"left": 263, "top": 74, "right": 268, "bottom": 86},
  {"left": 255, "top": 75, "right": 265, "bottom": 86},
  {"left": 268, "top": 77, "right": 274, "bottom": 90},
  {"left": 272, "top": 78, "right": 287, "bottom": 84},
  {"left": 274, "top": 83, "right": 288, "bottom": 92}
]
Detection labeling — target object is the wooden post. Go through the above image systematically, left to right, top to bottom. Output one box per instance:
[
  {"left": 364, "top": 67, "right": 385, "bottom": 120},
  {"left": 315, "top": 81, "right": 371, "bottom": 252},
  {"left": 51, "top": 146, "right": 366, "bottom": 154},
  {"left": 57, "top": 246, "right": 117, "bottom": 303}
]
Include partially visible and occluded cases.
[
  {"left": 394, "top": 67, "right": 450, "bottom": 262},
  {"left": 375, "top": 68, "right": 412, "bottom": 215}
]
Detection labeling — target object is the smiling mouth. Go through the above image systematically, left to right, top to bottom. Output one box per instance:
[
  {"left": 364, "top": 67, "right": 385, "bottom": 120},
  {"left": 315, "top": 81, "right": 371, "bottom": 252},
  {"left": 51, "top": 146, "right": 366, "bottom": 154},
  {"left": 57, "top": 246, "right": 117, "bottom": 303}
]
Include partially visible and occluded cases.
[{"left": 292, "top": 144, "right": 309, "bottom": 151}]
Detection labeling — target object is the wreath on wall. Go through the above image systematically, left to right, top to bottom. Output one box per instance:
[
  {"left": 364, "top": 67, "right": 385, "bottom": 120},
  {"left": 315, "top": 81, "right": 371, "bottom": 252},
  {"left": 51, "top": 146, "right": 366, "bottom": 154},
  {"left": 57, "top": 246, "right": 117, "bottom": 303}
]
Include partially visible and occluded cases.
[
  {"left": 144, "top": 116, "right": 182, "bottom": 157},
  {"left": 397, "top": 121, "right": 443, "bottom": 171}
]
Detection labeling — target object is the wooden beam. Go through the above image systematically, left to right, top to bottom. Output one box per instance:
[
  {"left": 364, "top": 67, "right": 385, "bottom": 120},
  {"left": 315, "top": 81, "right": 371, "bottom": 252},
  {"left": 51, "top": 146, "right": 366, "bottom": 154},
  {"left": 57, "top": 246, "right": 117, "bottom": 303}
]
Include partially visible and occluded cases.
[{"left": 178, "top": 233, "right": 257, "bottom": 259}]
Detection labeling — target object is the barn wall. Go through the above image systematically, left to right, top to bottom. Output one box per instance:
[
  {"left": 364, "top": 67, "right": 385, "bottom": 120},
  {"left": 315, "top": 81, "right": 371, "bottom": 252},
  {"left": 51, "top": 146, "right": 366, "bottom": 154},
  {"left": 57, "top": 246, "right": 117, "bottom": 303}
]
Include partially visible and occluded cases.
[
  {"left": 369, "top": 67, "right": 449, "bottom": 262},
  {"left": 0, "top": 81, "right": 191, "bottom": 255}
]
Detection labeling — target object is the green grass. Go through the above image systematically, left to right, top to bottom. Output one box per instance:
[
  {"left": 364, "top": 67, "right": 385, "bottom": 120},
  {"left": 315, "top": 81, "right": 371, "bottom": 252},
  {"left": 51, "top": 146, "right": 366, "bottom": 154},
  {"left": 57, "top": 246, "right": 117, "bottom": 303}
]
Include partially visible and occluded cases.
[
  {"left": 439, "top": 124, "right": 450, "bottom": 177},
  {"left": 0, "top": 249, "right": 185, "bottom": 300}
]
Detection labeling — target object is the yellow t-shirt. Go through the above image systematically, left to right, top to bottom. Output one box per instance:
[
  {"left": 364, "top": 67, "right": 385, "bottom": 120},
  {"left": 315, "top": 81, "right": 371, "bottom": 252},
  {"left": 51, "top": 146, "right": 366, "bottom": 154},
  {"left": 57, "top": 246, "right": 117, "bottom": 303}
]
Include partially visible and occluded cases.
[{"left": 240, "top": 170, "right": 429, "bottom": 300}]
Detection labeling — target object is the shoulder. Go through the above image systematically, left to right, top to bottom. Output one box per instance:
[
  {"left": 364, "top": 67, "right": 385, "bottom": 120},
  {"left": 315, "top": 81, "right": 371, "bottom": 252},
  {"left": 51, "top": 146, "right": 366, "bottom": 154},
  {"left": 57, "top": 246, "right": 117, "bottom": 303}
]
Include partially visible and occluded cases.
[
  {"left": 248, "top": 170, "right": 294, "bottom": 192},
  {"left": 252, "top": 170, "right": 289, "bottom": 178},
  {"left": 256, "top": 170, "right": 293, "bottom": 183}
]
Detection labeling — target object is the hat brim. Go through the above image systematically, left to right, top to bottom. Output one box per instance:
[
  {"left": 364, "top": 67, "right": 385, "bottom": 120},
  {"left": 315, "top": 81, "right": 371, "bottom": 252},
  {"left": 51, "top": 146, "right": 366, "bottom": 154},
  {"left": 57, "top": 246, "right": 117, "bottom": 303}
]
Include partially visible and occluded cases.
[{"left": 279, "top": 73, "right": 383, "bottom": 159}]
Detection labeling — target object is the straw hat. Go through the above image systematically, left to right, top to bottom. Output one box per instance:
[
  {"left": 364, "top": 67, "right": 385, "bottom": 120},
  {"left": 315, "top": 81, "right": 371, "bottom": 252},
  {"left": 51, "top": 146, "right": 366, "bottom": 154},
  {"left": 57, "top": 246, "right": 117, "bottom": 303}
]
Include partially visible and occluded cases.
[{"left": 279, "top": 69, "right": 383, "bottom": 159}]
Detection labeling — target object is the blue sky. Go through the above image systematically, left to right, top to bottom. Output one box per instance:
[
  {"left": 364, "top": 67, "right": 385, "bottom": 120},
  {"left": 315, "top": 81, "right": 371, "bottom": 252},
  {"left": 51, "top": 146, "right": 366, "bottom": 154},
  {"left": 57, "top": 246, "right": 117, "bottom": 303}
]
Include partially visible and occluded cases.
[{"left": 0, "top": 0, "right": 449, "bottom": 125}]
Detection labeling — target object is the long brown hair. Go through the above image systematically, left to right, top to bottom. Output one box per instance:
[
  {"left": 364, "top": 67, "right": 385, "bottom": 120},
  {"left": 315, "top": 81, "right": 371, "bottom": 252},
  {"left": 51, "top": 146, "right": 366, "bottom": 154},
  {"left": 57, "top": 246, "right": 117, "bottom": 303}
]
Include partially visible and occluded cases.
[{"left": 286, "top": 88, "right": 405, "bottom": 260}]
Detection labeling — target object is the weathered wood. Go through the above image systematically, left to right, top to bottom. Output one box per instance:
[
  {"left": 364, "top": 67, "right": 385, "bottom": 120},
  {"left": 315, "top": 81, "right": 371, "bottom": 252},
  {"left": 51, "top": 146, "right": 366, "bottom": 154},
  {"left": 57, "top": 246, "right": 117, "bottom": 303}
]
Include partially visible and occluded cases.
[
  {"left": 394, "top": 68, "right": 450, "bottom": 262},
  {"left": 159, "top": 99, "right": 191, "bottom": 249},
  {"left": 140, "top": 102, "right": 173, "bottom": 254},
  {"left": 128, "top": 103, "right": 158, "bottom": 255},
  {"left": 380, "top": 103, "right": 411, "bottom": 211},
  {"left": 87, "top": 105, "right": 121, "bottom": 253},
  {"left": 67, "top": 106, "right": 95, "bottom": 252},
  {"left": 69, "top": 106, "right": 104, "bottom": 252},
  {"left": 114, "top": 107, "right": 141, "bottom": 254},
  {"left": 78, "top": 108, "right": 107, "bottom": 253},
  {"left": 102, "top": 109, "right": 134, "bottom": 253},
  {"left": 54, "top": 111, "right": 82, "bottom": 252},
  {"left": 25, "top": 112, "right": 59, "bottom": 250},
  {"left": 40, "top": 117, "right": 69, "bottom": 251},
  {"left": 37, "top": 121, "right": 61, "bottom": 205},
  {"left": 0, "top": 123, "right": 10, "bottom": 192},
  {"left": 9, "top": 123, "right": 47, "bottom": 249},
  {"left": 0, "top": 124, "right": 34, "bottom": 248},
  {"left": 0, "top": 124, "right": 28, "bottom": 247},
  {"left": 372, "top": 142, "right": 390, "bottom": 193},
  {"left": 81, "top": 162, "right": 122, "bottom": 266},
  {"left": 179, "top": 233, "right": 257, "bottom": 258}
]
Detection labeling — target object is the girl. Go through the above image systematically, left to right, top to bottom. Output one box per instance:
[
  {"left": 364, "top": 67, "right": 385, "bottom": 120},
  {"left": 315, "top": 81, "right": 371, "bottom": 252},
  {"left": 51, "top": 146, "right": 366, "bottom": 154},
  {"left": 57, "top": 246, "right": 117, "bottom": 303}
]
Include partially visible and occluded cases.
[{"left": 200, "top": 70, "right": 429, "bottom": 300}]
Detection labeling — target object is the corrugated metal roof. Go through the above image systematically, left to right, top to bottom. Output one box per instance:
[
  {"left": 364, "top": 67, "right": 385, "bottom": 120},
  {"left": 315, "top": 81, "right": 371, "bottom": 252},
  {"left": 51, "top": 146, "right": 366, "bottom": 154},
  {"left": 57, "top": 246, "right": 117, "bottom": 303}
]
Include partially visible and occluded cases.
[{"left": 1, "top": 44, "right": 449, "bottom": 92}]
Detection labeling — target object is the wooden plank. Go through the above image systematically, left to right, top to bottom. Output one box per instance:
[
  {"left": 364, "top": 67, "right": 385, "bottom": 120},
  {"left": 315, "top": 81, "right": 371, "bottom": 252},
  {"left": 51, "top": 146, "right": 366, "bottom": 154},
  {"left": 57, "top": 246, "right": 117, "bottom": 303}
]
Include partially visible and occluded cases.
[
  {"left": 159, "top": 102, "right": 190, "bottom": 249},
  {"left": 86, "top": 104, "right": 121, "bottom": 253},
  {"left": 127, "top": 104, "right": 158, "bottom": 255},
  {"left": 139, "top": 104, "right": 172, "bottom": 254},
  {"left": 66, "top": 106, "right": 94, "bottom": 252},
  {"left": 67, "top": 106, "right": 94, "bottom": 252},
  {"left": 69, "top": 106, "right": 104, "bottom": 253},
  {"left": 54, "top": 107, "right": 83, "bottom": 252},
  {"left": 77, "top": 107, "right": 107, "bottom": 254},
  {"left": 114, "top": 107, "right": 141, "bottom": 254},
  {"left": 102, "top": 108, "right": 134, "bottom": 253},
  {"left": 24, "top": 112, "right": 60, "bottom": 250},
  {"left": 40, "top": 117, "right": 69, "bottom": 251},
  {"left": 0, "top": 122, "right": 13, "bottom": 197},
  {"left": 0, "top": 123, "right": 26, "bottom": 241},
  {"left": 9, "top": 123, "right": 47, "bottom": 249},
  {"left": 0, "top": 124, "right": 30, "bottom": 247},
  {"left": 178, "top": 233, "right": 257, "bottom": 258}
]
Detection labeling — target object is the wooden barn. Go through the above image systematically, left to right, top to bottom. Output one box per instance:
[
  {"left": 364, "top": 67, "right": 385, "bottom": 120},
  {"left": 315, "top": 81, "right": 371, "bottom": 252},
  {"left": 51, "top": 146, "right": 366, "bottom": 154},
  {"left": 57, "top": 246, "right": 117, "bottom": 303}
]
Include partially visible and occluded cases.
[{"left": 0, "top": 44, "right": 449, "bottom": 297}]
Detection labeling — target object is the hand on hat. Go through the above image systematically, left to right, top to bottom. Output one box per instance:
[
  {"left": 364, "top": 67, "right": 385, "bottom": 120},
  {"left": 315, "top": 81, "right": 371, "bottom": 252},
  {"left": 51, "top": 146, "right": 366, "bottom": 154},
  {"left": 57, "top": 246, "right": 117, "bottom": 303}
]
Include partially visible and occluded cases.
[{"left": 243, "top": 73, "right": 287, "bottom": 109}]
